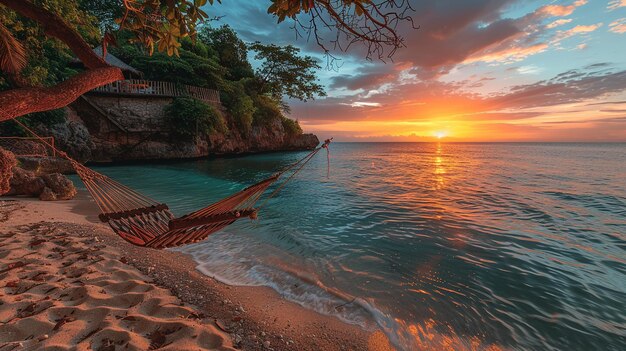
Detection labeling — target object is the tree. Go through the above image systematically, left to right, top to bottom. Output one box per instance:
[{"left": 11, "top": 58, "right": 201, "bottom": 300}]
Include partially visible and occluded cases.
[
  {"left": 0, "top": 0, "right": 414, "bottom": 122},
  {"left": 200, "top": 25, "right": 253, "bottom": 81},
  {"left": 250, "top": 42, "right": 325, "bottom": 102}
]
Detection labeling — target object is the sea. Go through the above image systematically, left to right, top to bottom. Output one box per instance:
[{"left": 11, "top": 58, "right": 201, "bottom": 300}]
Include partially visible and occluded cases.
[{"left": 83, "top": 142, "right": 626, "bottom": 351}]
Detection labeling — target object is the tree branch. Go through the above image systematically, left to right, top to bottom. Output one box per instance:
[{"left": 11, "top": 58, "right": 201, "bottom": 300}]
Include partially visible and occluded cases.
[
  {"left": 0, "top": 0, "right": 108, "bottom": 69},
  {"left": 0, "top": 67, "right": 124, "bottom": 122}
]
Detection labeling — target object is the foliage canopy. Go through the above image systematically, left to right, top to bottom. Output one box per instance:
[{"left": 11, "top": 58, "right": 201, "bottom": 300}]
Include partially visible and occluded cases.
[{"left": 164, "top": 96, "right": 227, "bottom": 138}]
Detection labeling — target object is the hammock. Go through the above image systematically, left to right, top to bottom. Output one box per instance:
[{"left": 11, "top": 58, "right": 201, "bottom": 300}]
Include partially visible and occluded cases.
[{"left": 13, "top": 119, "right": 331, "bottom": 249}]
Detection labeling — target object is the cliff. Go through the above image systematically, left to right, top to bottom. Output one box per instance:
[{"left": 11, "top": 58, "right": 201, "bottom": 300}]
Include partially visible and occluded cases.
[{"left": 40, "top": 94, "right": 320, "bottom": 163}]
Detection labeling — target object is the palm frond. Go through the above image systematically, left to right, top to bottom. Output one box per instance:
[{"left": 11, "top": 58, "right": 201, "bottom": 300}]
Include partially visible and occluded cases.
[{"left": 0, "top": 22, "right": 27, "bottom": 74}]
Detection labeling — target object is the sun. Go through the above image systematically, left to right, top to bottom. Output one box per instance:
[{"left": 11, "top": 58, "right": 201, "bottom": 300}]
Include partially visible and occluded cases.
[{"left": 434, "top": 131, "right": 447, "bottom": 139}]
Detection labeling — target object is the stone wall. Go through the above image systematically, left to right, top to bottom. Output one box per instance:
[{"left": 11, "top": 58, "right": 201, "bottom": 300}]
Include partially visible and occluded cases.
[{"left": 83, "top": 95, "right": 173, "bottom": 133}]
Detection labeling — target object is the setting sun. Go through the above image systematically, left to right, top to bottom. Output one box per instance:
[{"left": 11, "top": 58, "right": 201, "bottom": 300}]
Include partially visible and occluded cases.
[{"left": 435, "top": 131, "right": 447, "bottom": 139}]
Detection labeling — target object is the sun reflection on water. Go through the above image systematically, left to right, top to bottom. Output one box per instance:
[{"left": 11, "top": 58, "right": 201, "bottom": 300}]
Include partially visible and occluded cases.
[{"left": 434, "top": 143, "right": 446, "bottom": 189}]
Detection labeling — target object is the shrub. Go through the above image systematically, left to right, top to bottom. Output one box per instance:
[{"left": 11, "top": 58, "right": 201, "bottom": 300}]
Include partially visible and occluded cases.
[
  {"left": 231, "top": 94, "right": 255, "bottom": 134},
  {"left": 252, "top": 95, "right": 283, "bottom": 127},
  {"left": 164, "top": 97, "right": 227, "bottom": 139},
  {"left": 0, "top": 109, "right": 67, "bottom": 137},
  {"left": 281, "top": 117, "right": 303, "bottom": 136}
]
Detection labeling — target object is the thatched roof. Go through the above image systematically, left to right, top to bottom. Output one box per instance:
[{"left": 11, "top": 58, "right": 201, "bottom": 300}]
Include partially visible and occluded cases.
[{"left": 73, "top": 46, "right": 141, "bottom": 76}]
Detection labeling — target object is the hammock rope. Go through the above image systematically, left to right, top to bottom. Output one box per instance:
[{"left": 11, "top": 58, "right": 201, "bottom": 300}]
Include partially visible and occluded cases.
[{"left": 11, "top": 118, "right": 331, "bottom": 249}]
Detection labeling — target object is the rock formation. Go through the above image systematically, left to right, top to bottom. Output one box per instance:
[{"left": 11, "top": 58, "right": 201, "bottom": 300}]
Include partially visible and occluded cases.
[
  {"left": 65, "top": 96, "right": 320, "bottom": 162},
  {"left": 0, "top": 147, "right": 16, "bottom": 195},
  {"left": 6, "top": 167, "right": 77, "bottom": 201},
  {"left": 39, "top": 173, "right": 77, "bottom": 200}
]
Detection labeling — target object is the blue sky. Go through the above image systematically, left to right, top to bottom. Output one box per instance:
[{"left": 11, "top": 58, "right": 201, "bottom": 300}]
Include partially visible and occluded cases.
[{"left": 204, "top": 1, "right": 626, "bottom": 141}]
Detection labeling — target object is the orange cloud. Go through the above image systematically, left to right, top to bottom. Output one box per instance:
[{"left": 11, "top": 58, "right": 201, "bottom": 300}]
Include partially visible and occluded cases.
[
  {"left": 608, "top": 0, "right": 626, "bottom": 11},
  {"left": 536, "top": 1, "right": 586, "bottom": 17},
  {"left": 538, "top": 4, "right": 577, "bottom": 17},
  {"left": 546, "top": 19, "right": 573, "bottom": 29},
  {"left": 609, "top": 19, "right": 626, "bottom": 34},
  {"left": 552, "top": 23, "right": 602, "bottom": 43},
  {"left": 567, "top": 24, "right": 602, "bottom": 34},
  {"left": 465, "top": 43, "right": 548, "bottom": 64}
]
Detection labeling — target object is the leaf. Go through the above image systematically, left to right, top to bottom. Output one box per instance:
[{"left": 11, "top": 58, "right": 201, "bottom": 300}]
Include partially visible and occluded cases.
[{"left": 0, "top": 23, "right": 27, "bottom": 74}]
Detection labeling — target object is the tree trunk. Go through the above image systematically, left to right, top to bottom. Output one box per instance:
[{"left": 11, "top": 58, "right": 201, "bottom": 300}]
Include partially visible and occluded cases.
[{"left": 0, "top": 67, "right": 124, "bottom": 122}]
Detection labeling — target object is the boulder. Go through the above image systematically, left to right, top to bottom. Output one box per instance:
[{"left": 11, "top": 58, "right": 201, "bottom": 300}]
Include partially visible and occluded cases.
[
  {"left": 45, "top": 118, "right": 95, "bottom": 162},
  {"left": 284, "top": 133, "right": 319, "bottom": 150},
  {"left": 0, "top": 147, "right": 17, "bottom": 195},
  {"left": 17, "top": 157, "right": 75, "bottom": 175},
  {"left": 5, "top": 166, "right": 76, "bottom": 201},
  {"left": 8, "top": 167, "right": 45, "bottom": 196},
  {"left": 41, "top": 173, "right": 77, "bottom": 200},
  {"left": 39, "top": 187, "right": 57, "bottom": 201}
]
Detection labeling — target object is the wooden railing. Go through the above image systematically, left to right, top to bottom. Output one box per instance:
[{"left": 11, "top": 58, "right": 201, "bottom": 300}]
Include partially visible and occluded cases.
[{"left": 91, "top": 80, "right": 221, "bottom": 104}]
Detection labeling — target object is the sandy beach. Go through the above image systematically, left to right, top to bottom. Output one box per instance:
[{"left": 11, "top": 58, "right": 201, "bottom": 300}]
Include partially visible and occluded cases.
[{"left": 0, "top": 194, "right": 387, "bottom": 351}]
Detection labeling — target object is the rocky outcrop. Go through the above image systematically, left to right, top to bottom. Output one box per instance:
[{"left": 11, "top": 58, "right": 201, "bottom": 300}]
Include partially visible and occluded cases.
[
  {"left": 26, "top": 98, "right": 320, "bottom": 162},
  {"left": 48, "top": 110, "right": 95, "bottom": 162},
  {"left": 82, "top": 111, "right": 319, "bottom": 162},
  {"left": 206, "top": 118, "right": 319, "bottom": 155},
  {"left": 283, "top": 133, "right": 319, "bottom": 151},
  {"left": 0, "top": 147, "right": 16, "bottom": 195},
  {"left": 16, "top": 157, "right": 75, "bottom": 175},
  {"left": 6, "top": 167, "right": 77, "bottom": 201},
  {"left": 8, "top": 167, "right": 45, "bottom": 196},
  {"left": 39, "top": 173, "right": 77, "bottom": 201}
]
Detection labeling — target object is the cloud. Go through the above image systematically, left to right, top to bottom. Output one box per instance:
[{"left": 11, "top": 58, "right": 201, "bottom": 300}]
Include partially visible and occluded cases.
[
  {"left": 536, "top": 0, "right": 587, "bottom": 17},
  {"left": 608, "top": 0, "right": 626, "bottom": 11},
  {"left": 392, "top": 1, "right": 522, "bottom": 69},
  {"left": 538, "top": 4, "right": 577, "bottom": 17},
  {"left": 546, "top": 19, "right": 573, "bottom": 29},
  {"left": 609, "top": 19, "right": 626, "bottom": 34},
  {"left": 552, "top": 23, "right": 603, "bottom": 43},
  {"left": 567, "top": 24, "right": 603, "bottom": 34},
  {"left": 466, "top": 43, "right": 548, "bottom": 64},
  {"left": 294, "top": 64, "right": 626, "bottom": 124},
  {"left": 329, "top": 64, "right": 397, "bottom": 91},
  {"left": 489, "top": 68, "right": 626, "bottom": 109},
  {"left": 345, "top": 102, "right": 382, "bottom": 108}
]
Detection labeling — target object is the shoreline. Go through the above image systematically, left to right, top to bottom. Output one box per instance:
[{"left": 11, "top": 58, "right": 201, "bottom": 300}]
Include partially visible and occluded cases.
[
  {"left": 83, "top": 146, "right": 319, "bottom": 167},
  {"left": 0, "top": 194, "right": 391, "bottom": 350}
]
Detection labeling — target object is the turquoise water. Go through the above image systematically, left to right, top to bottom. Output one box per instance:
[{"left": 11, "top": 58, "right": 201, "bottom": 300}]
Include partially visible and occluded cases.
[{"left": 83, "top": 143, "right": 626, "bottom": 350}]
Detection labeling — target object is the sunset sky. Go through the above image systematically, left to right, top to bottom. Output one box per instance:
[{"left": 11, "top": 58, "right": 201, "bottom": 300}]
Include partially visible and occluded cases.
[{"left": 208, "top": 1, "right": 626, "bottom": 142}]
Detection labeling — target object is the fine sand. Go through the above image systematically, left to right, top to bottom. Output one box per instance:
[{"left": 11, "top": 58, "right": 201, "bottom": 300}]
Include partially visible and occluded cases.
[{"left": 0, "top": 195, "right": 391, "bottom": 351}]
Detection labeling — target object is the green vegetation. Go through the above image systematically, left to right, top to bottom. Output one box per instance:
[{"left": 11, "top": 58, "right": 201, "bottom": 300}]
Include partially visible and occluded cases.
[
  {"left": 0, "top": 0, "right": 99, "bottom": 89},
  {"left": 108, "top": 24, "right": 323, "bottom": 136},
  {"left": 164, "top": 97, "right": 227, "bottom": 139},
  {"left": 0, "top": 109, "right": 67, "bottom": 137}
]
